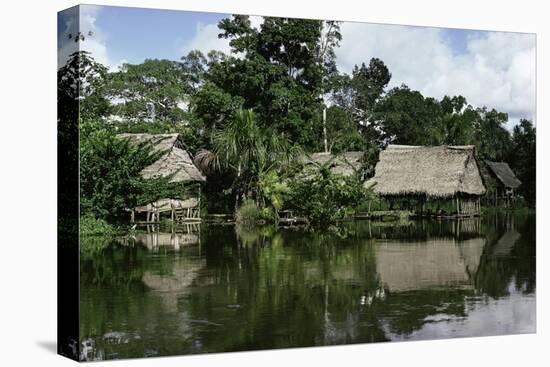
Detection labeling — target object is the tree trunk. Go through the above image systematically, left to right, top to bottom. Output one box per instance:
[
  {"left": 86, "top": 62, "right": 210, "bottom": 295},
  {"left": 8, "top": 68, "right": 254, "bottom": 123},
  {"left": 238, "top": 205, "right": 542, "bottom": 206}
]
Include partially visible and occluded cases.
[{"left": 323, "top": 106, "right": 328, "bottom": 153}]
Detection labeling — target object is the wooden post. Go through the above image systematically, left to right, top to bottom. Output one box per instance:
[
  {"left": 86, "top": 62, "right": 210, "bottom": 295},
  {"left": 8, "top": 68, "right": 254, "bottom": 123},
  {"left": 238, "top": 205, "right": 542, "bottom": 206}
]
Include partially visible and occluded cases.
[
  {"left": 198, "top": 184, "right": 201, "bottom": 219},
  {"left": 131, "top": 210, "right": 135, "bottom": 224}
]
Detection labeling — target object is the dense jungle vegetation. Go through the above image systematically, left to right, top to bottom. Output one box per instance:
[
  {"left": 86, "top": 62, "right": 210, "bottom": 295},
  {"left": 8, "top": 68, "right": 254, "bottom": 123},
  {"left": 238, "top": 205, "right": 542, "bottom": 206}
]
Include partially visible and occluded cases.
[{"left": 58, "top": 16, "right": 536, "bottom": 230}]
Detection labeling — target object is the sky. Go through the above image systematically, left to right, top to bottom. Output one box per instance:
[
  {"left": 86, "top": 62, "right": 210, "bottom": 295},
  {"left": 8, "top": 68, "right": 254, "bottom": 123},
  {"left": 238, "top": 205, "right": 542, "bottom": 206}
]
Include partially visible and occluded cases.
[{"left": 58, "top": 4, "right": 536, "bottom": 128}]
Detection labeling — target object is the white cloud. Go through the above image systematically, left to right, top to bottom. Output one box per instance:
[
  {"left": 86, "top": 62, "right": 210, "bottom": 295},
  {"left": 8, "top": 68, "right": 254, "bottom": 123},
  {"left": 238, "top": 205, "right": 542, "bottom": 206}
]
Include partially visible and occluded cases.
[
  {"left": 58, "top": 5, "right": 121, "bottom": 71},
  {"left": 181, "top": 16, "right": 264, "bottom": 57},
  {"left": 181, "top": 22, "right": 232, "bottom": 57},
  {"left": 336, "top": 22, "right": 536, "bottom": 127}
]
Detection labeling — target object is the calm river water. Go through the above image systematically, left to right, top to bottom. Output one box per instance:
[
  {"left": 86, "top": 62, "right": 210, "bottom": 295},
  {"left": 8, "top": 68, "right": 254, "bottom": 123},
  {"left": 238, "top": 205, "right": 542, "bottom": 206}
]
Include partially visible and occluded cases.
[{"left": 79, "top": 213, "right": 535, "bottom": 361}]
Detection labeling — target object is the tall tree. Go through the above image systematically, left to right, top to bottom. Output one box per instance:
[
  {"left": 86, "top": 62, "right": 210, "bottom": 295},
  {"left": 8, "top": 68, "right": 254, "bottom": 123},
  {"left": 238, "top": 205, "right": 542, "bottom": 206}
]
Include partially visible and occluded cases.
[
  {"left": 193, "top": 15, "right": 326, "bottom": 149},
  {"left": 314, "top": 21, "right": 342, "bottom": 152},
  {"left": 58, "top": 50, "right": 110, "bottom": 120},
  {"left": 331, "top": 58, "right": 391, "bottom": 147},
  {"left": 107, "top": 59, "right": 190, "bottom": 123},
  {"left": 374, "top": 85, "right": 442, "bottom": 146},
  {"left": 438, "top": 95, "right": 477, "bottom": 145},
  {"left": 473, "top": 107, "right": 511, "bottom": 161},
  {"left": 195, "top": 109, "right": 297, "bottom": 208},
  {"left": 509, "top": 119, "right": 536, "bottom": 205}
]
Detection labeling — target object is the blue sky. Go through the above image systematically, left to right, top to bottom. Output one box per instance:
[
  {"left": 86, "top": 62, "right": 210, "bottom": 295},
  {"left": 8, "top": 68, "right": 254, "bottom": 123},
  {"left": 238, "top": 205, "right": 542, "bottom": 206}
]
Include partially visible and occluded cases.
[
  {"left": 58, "top": 4, "right": 536, "bottom": 127},
  {"left": 59, "top": 5, "right": 474, "bottom": 64}
]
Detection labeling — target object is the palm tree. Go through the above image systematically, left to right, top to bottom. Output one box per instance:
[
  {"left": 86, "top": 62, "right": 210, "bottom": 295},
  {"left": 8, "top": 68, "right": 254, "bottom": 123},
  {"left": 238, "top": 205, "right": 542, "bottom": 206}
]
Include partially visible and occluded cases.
[{"left": 195, "top": 108, "right": 300, "bottom": 209}]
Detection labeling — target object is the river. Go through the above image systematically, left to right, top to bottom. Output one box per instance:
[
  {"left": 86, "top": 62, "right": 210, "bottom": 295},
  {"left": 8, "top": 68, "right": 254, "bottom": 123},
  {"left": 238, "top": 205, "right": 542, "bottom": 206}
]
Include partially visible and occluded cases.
[{"left": 79, "top": 213, "right": 536, "bottom": 361}]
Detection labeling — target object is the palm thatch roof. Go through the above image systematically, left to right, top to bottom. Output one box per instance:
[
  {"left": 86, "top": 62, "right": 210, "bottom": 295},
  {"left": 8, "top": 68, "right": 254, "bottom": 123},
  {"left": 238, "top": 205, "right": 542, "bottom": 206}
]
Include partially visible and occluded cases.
[
  {"left": 118, "top": 133, "right": 205, "bottom": 183},
  {"left": 366, "top": 145, "right": 486, "bottom": 198},
  {"left": 303, "top": 151, "right": 363, "bottom": 177},
  {"left": 485, "top": 161, "right": 521, "bottom": 189}
]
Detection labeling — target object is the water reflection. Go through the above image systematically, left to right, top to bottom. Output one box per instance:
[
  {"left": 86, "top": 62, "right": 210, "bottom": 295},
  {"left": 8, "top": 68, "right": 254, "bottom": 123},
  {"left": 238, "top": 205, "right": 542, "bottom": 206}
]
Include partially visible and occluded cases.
[
  {"left": 79, "top": 213, "right": 535, "bottom": 360},
  {"left": 120, "top": 223, "right": 201, "bottom": 250}
]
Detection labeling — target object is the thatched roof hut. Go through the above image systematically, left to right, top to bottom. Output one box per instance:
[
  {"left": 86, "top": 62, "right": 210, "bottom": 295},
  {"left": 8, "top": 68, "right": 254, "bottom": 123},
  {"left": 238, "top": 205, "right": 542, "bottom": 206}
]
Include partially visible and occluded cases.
[
  {"left": 118, "top": 133, "right": 205, "bottom": 183},
  {"left": 367, "top": 145, "right": 486, "bottom": 198},
  {"left": 303, "top": 151, "right": 363, "bottom": 177},
  {"left": 484, "top": 161, "right": 521, "bottom": 189}
]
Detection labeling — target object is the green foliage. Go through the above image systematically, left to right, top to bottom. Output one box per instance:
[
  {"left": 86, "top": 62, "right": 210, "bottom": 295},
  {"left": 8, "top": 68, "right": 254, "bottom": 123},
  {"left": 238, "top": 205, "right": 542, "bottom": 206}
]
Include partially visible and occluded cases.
[
  {"left": 196, "top": 15, "right": 332, "bottom": 148},
  {"left": 61, "top": 22, "right": 537, "bottom": 226},
  {"left": 58, "top": 51, "right": 111, "bottom": 121},
  {"left": 331, "top": 58, "right": 391, "bottom": 145},
  {"left": 107, "top": 59, "right": 190, "bottom": 123},
  {"left": 374, "top": 85, "right": 444, "bottom": 146},
  {"left": 325, "top": 106, "right": 366, "bottom": 153},
  {"left": 473, "top": 107, "right": 511, "bottom": 161},
  {"left": 205, "top": 108, "right": 299, "bottom": 209},
  {"left": 79, "top": 119, "right": 183, "bottom": 222},
  {"left": 508, "top": 119, "right": 536, "bottom": 205},
  {"left": 288, "top": 169, "right": 370, "bottom": 226},
  {"left": 259, "top": 170, "right": 289, "bottom": 212},
  {"left": 235, "top": 199, "right": 262, "bottom": 226},
  {"left": 79, "top": 215, "right": 114, "bottom": 256},
  {"left": 80, "top": 215, "right": 115, "bottom": 237}
]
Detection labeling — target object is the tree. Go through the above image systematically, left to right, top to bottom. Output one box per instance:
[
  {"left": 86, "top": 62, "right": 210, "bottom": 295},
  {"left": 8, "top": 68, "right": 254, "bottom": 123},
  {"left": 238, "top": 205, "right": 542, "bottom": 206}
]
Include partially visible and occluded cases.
[
  {"left": 192, "top": 15, "right": 326, "bottom": 149},
  {"left": 314, "top": 21, "right": 342, "bottom": 152},
  {"left": 58, "top": 51, "right": 110, "bottom": 120},
  {"left": 331, "top": 58, "right": 391, "bottom": 147},
  {"left": 107, "top": 59, "right": 190, "bottom": 123},
  {"left": 374, "top": 85, "right": 443, "bottom": 146},
  {"left": 438, "top": 95, "right": 477, "bottom": 145},
  {"left": 325, "top": 106, "right": 365, "bottom": 153},
  {"left": 473, "top": 107, "right": 511, "bottom": 161},
  {"left": 195, "top": 109, "right": 298, "bottom": 210},
  {"left": 509, "top": 119, "right": 536, "bottom": 205},
  {"left": 79, "top": 120, "right": 182, "bottom": 222},
  {"left": 288, "top": 167, "right": 369, "bottom": 226}
]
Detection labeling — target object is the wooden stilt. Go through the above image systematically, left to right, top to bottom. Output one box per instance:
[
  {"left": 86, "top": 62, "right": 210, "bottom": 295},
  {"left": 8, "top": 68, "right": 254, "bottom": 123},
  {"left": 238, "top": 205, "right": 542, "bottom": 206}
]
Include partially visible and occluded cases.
[{"left": 198, "top": 185, "right": 201, "bottom": 219}]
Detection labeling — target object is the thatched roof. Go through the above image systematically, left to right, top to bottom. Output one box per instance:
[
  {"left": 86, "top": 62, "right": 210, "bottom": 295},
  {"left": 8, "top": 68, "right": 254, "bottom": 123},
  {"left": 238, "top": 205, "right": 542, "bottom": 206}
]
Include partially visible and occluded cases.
[
  {"left": 118, "top": 133, "right": 205, "bottom": 183},
  {"left": 367, "top": 145, "right": 486, "bottom": 198},
  {"left": 303, "top": 151, "right": 363, "bottom": 177},
  {"left": 485, "top": 161, "right": 521, "bottom": 189}
]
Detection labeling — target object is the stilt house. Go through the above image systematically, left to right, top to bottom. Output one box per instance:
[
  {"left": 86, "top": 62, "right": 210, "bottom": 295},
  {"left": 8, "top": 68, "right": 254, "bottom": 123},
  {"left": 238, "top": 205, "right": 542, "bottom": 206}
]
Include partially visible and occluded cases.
[
  {"left": 119, "top": 133, "right": 206, "bottom": 223},
  {"left": 366, "top": 145, "right": 486, "bottom": 216},
  {"left": 482, "top": 161, "right": 521, "bottom": 207}
]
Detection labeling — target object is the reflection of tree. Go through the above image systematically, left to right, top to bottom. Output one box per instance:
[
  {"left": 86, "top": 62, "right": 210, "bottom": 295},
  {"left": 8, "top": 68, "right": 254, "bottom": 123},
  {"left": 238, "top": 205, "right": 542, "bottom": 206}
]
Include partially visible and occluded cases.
[
  {"left": 79, "top": 213, "right": 535, "bottom": 358},
  {"left": 474, "top": 213, "right": 536, "bottom": 298},
  {"left": 183, "top": 226, "right": 388, "bottom": 351},
  {"left": 79, "top": 243, "right": 202, "bottom": 360}
]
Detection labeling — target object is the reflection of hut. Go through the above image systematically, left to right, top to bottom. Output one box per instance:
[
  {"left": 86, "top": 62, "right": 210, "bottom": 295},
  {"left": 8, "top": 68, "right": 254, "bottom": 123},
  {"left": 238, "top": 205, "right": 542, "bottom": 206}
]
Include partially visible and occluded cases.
[
  {"left": 119, "top": 133, "right": 206, "bottom": 222},
  {"left": 367, "top": 145, "right": 486, "bottom": 217},
  {"left": 303, "top": 151, "right": 363, "bottom": 177},
  {"left": 482, "top": 161, "right": 521, "bottom": 207},
  {"left": 132, "top": 230, "right": 200, "bottom": 250},
  {"left": 491, "top": 230, "right": 520, "bottom": 257},
  {"left": 375, "top": 238, "right": 485, "bottom": 292},
  {"left": 142, "top": 258, "right": 206, "bottom": 312}
]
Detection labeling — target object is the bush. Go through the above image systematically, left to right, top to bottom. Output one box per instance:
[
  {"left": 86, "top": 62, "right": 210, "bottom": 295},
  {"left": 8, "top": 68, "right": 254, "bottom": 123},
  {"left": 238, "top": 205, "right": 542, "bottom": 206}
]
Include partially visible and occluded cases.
[
  {"left": 287, "top": 169, "right": 371, "bottom": 226},
  {"left": 235, "top": 199, "right": 261, "bottom": 226},
  {"left": 80, "top": 215, "right": 115, "bottom": 237},
  {"left": 80, "top": 215, "right": 115, "bottom": 255}
]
